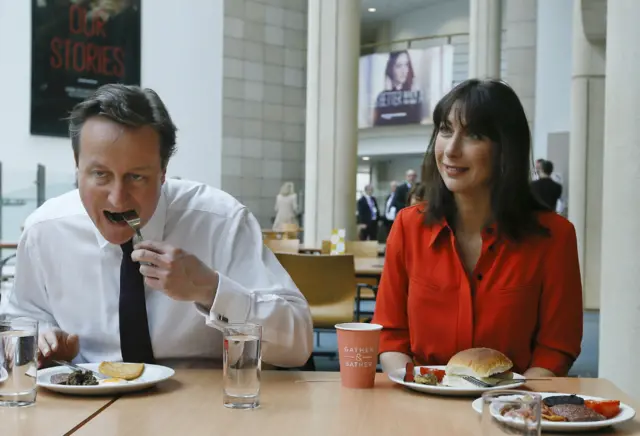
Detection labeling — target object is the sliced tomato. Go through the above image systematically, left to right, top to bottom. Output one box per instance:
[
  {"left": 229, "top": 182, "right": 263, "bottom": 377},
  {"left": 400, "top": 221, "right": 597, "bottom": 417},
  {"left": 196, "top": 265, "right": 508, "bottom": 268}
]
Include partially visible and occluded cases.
[
  {"left": 403, "top": 362, "right": 415, "bottom": 383},
  {"left": 419, "top": 367, "right": 445, "bottom": 382},
  {"left": 584, "top": 400, "right": 621, "bottom": 419}
]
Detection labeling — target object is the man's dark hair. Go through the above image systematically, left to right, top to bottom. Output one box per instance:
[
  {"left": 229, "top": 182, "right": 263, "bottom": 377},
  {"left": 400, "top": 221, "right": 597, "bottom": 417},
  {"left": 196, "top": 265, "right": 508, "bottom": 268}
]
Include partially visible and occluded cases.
[
  {"left": 422, "top": 79, "right": 548, "bottom": 241},
  {"left": 68, "top": 84, "right": 177, "bottom": 168},
  {"left": 540, "top": 159, "right": 554, "bottom": 176}
]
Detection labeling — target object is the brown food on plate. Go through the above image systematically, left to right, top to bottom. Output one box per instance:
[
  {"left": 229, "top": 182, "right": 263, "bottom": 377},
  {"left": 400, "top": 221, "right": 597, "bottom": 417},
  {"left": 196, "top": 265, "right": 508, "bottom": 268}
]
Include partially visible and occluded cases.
[
  {"left": 444, "top": 348, "right": 514, "bottom": 388},
  {"left": 99, "top": 362, "right": 145, "bottom": 380},
  {"left": 52, "top": 370, "right": 98, "bottom": 386},
  {"left": 541, "top": 404, "right": 568, "bottom": 422},
  {"left": 550, "top": 404, "right": 606, "bottom": 422}
]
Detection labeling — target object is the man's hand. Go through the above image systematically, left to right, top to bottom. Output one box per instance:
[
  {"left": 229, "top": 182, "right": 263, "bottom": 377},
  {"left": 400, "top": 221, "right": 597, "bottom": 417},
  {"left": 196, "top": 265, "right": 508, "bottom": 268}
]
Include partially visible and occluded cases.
[
  {"left": 131, "top": 241, "right": 219, "bottom": 309},
  {"left": 38, "top": 328, "right": 79, "bottom": 368}
]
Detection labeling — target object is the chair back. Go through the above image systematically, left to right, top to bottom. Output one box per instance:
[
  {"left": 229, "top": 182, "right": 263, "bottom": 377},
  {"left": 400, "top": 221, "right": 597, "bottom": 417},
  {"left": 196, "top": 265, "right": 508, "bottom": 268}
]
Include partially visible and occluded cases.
[
  {"left": 265, "top": 239, "right": 300, "bottom": 254},
  {"left": 346, "top": 240, "right": 378, "bottom": 258},
  {"left": 275, "top": 253, "right": 356, "bottom": 328}
]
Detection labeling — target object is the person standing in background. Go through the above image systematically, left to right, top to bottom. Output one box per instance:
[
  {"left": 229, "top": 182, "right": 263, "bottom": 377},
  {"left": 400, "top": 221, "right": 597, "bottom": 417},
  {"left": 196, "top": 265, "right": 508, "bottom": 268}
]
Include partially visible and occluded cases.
[
  {"left": 531, "top": 160, "right": 563, "bottom": 212},
  {"left": 393, "top": 169, "right": 417, "bottom": 212},
  {"left": 383, "top": 181, "right": 398, "bottom": 234},
  {"left": 273, "top": 182, "right": 299, "bottom": 230},
  {"left": 357, "top": 185, "right": 380, "bottom": 241}
]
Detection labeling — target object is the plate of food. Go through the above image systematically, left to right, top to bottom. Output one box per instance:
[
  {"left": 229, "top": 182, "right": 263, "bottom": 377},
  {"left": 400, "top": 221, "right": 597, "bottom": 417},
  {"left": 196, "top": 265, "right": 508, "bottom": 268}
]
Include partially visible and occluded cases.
[
  {"left": 388, "top": 348, "right": 526, "bottom": 396},
  {"left": 37, "top": 361, "right": 175, "bottom": 395},
  {"left": 471, "top": 392, "right": 636, "bottom": 432}
]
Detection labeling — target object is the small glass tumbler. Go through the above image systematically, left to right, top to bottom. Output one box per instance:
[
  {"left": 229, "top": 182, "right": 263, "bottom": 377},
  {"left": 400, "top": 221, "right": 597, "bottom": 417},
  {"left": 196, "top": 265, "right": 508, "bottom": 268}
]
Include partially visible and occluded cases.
[
  {"left": 0, "top": 317, "right": 39, "bottom": 407},
  {"left": 222, "top": 323, "right": 262, "bottom": 409},
  {"left": 481, "top": 390, "right": 542, "bottom": 436}
]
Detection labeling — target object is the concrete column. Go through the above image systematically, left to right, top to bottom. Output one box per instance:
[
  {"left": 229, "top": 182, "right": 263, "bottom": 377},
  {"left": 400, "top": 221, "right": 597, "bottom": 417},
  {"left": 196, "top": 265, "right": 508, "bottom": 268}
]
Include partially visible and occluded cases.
[
  {"left": 304, "top": 0, "right": 360, "bottom": 246},
  {"left": 469, "top": 0, "right": 502, "bottom": 78},
  {"left": 503, "top": 0, "right": 537, "bottom": 127},
  {"left": 568, "top": 0, "right": 606, "bottom": 310},
  {"left": 599, "top": 0, "right": 640, "bottom": 399}
]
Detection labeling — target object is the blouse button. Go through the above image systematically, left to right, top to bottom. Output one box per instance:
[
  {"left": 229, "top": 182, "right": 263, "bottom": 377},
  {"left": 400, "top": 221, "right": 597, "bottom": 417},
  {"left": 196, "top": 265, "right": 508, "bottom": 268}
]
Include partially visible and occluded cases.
[{"left": 477, "top": 273, "right": 483, "bottom": 281}]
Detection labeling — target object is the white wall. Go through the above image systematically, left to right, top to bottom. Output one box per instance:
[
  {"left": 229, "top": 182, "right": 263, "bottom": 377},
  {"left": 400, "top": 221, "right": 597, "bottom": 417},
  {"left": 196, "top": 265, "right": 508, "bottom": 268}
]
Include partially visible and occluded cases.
[
  {"left": 0, "top": 0, "right": 223, "bottom": 194},
  {"left": 389, "top": 0, "right": 470, "bottom": 40},
  {"left": 533, "top": 0, "right": 573, "bottom": 160}
]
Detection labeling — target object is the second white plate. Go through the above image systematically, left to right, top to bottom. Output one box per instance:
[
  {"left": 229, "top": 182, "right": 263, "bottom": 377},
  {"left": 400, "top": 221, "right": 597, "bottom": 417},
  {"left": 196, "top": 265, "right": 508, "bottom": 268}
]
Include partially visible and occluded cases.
[
  {"left": 37, "top": 363, "right": 175, "bottom": 396},
  {"left": 388, "top": 365, "right": 526, "bottom": 396},
  {"left": 471, "top": 392, "right": 636, "bottom": 433}
]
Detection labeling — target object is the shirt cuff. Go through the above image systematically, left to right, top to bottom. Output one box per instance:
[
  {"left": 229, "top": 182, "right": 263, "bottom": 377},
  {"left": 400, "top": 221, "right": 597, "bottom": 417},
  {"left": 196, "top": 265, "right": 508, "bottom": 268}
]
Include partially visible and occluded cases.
[
  {"left": 195, "top": 273, "right": 252, "bottom": 330},
  {"left": 378, "top": 329, "right": 411, "bottom": 356},
  {"left": 530, "top": 346, "right": 575, "bottom": 376}
]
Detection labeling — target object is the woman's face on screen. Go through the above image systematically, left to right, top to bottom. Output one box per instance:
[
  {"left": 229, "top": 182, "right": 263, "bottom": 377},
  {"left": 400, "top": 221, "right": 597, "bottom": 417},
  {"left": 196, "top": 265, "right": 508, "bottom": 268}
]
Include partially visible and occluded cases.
[{"left": 393, "top": 53, "right": 410, "bottom": 85}]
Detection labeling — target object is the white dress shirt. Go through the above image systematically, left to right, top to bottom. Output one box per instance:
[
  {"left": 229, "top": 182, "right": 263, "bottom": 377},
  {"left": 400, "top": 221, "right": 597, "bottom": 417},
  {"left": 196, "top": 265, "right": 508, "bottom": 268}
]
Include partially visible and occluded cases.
[{"left": 2, "top": 179, "right": 313, "bottom": 368}]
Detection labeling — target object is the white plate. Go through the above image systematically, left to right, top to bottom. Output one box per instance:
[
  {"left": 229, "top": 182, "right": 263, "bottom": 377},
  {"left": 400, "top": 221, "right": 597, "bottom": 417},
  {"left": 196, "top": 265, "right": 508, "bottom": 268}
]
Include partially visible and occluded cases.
[
  {"left": 37, "top": 363, "right": 175, "bottom": 396},
  {"left": 388, "top": 365, "right": 526, "bottom": 396},
  {"left": 0, "top": 367, "right": 7, "bottom": 383},
  {"left": 471, "top": 392, "right": 636, "bottom": 433}
]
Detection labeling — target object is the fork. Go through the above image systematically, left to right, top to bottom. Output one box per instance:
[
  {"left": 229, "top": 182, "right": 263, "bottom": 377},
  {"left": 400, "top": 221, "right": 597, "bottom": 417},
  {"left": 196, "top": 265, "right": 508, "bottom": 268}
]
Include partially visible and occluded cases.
[
  {"left": 121, "top": 210, "right": 143, "bottom": 245},
  {"left": 462, "top": 375, "right": 551, "bottom": 388}
]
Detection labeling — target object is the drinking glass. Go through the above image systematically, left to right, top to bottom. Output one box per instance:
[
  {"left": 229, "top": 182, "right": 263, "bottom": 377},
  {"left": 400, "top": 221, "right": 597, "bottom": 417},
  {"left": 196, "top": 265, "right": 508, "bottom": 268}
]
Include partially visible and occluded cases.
[
  {"left": 0, "top": 317, "right": 38, "bottom": 407},
  {"left": 222, "top": 323, "right": 262, "bottom": 409},
  {"left": 481, "top": 390, "right": 542, "bottom": 436}
]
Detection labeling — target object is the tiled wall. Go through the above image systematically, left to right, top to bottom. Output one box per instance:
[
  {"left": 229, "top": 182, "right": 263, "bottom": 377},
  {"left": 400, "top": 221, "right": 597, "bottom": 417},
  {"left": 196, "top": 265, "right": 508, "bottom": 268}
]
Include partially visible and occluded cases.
[{"left": 222, "top": 0, "right": 308, "bottom": 228}]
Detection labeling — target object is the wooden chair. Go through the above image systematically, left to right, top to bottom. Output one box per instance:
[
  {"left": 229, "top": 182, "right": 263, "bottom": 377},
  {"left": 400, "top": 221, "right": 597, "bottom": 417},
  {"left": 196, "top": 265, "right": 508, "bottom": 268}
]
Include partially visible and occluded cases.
[
  {"left": 265, "top": 239, "right": 300, "bottom": 254},
  {"left": 345, "top": 241, "right": 379, "bottom": 320},
  {"left": 275, "top": 253, "right": 357, "bottom": 357}
]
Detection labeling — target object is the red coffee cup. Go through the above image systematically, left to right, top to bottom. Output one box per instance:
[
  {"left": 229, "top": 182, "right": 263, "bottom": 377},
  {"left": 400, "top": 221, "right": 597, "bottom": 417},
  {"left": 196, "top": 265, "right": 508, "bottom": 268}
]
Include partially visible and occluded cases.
[{"left": 335, "top": 323, "right": 383, "bottom": 389}]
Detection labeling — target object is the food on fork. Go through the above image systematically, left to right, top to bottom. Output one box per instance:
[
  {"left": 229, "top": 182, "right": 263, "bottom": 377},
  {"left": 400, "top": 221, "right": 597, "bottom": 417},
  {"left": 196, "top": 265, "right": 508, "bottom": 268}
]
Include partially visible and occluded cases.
[
  {"left": 444, "top": 348, "right": 513, "bottom": 388},
  {"left": 99, "top": 362, "right": 145, "bottom": 380}
]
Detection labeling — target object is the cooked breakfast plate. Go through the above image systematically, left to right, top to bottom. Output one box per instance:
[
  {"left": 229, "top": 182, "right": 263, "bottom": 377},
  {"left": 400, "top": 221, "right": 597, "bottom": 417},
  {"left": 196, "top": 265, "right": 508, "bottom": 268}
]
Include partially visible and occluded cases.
[
  {"left": 37, "top": 362, "right": 175, "bottom": 396},
  {"left": 388, "top": 365, "right": 526, "bottom": 396},
  {"left": 471, "top": 392, "right": 636, "bottom": 432}
]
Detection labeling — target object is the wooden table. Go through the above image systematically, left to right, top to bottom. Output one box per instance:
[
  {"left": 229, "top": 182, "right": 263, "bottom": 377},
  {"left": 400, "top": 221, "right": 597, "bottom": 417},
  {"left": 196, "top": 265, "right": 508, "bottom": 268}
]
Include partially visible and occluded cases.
[
  {"left": 354, "top": 257, "right": 384, "bottom": 277},
  {"left": 73, "top": 371, "right": 640, "bottom": 435},
  {"left": 0, "top": 390, "right": 115, "bottom": 436}
]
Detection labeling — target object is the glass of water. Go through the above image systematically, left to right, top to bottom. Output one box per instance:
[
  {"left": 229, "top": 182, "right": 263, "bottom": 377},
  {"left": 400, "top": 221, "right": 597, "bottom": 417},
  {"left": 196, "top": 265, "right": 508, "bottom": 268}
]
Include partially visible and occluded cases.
[
  {"left": 0, "top": 317, "right": 38, "bottom": 407},
  {"left": 222, "top": 323, "right": 262, "bottom": 409},
  {"left": 482, "top": 390, "right": 542, "bottom": 436}
]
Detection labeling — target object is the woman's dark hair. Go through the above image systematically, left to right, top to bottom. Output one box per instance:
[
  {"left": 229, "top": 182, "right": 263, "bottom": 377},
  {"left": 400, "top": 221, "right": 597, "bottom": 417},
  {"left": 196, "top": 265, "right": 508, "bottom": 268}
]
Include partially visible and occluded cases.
[
  {"left": 385, "top": 51, "right": 414, "bottom": 91},
  {"left": 422, "top": 78, "right": 549, "bottom": 240},
  {"left": 68, "top": 84, "right": 177, "bottom": 169},
  {"left": 409, "top": 182, "right": 427, "bottom": 203}
]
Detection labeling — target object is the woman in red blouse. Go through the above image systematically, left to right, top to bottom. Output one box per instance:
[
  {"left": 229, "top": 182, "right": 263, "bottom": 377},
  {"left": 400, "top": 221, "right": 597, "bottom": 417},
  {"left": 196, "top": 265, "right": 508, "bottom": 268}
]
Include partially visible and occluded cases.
[{"left": 372, "top": 79, "right": 583, "bottom": 378}]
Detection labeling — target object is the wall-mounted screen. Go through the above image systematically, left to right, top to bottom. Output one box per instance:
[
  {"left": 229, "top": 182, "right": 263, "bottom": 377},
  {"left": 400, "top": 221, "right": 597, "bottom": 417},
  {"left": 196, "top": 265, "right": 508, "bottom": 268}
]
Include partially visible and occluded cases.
[
  {"left": 31, "top": 0, "right": 141, "bottom": 137},
  {"left": 358, "top": 46, "right": 454, "bottom": 129}
]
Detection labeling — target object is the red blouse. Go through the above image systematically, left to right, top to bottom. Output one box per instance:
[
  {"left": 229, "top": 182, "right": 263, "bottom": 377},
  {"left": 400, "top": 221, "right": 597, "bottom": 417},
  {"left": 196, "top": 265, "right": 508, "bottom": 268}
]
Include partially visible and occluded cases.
[{"left": 372, "top": 204, "right": 583, "bottom": 375}]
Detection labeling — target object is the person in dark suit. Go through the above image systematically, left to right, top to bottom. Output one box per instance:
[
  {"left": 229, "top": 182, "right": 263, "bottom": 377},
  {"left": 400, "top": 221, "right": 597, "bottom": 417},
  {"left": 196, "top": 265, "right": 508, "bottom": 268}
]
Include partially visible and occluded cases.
[
  {"left": 531, "top": 160, "right": 562, "bottom": 211},
  {"left": 393, "top": 169, "right": 418, "bottom": 213},
  {"left": 357, "top": 185, "right": 380, "bottom": 241}
]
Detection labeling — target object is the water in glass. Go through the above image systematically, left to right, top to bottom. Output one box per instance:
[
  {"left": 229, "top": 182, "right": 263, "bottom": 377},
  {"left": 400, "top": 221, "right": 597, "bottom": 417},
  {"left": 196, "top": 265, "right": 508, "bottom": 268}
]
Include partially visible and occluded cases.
[
  {"left": 0, "top": 318, "right": 38, "bottom": 407},
  {"left": 223, "top": 324, "right": 261, "bottom": 409}
]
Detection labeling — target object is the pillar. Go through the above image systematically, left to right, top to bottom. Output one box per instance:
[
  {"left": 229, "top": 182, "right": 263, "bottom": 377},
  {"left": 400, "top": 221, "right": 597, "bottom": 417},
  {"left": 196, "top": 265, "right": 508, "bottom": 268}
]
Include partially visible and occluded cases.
[
  {"left": 304, "top": 0, "right": 360, "bottom": 246},
  {"left": 469, "top": 0, "right": 502, "bottom": 78},
  {"left": 568, "top": 0, "right": 606, "bottom": 309},
  {"left": 599, "top": 0, "right": 640, "bottom": 399}
]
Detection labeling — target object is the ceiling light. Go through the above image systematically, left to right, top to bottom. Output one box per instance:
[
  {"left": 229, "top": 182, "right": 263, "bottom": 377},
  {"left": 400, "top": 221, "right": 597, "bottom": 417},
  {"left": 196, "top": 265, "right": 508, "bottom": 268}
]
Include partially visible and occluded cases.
[
  {"left": 368, "top": 8, "right": 376, "bottom": 12},
  {"left": 362, "top": 156, "right": 370, "bottom": 161}
]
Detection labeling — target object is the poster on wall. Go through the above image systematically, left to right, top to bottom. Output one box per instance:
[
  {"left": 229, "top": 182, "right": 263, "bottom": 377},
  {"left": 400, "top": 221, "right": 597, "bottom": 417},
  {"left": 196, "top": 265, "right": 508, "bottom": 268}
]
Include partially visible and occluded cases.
[
  {"left": 31, "top": 0, "right": 141, "bottom": 137},
  {"left": 358, "top": 46, "right": 454, "bottom": 129}
]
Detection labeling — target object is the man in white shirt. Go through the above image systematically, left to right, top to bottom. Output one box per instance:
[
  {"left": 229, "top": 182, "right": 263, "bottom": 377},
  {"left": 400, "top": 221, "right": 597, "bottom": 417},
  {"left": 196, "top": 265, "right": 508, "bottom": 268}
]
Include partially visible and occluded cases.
[{"left": 1, "top": 84, "right": 313, "bottom": 368}]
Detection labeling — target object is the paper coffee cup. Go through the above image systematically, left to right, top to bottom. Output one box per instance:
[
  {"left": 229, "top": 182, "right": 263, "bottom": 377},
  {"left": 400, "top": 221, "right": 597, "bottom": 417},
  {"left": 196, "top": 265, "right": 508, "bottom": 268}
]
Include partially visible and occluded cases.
[{"left": 335, "top": 323, "right": 383, "bottom": 389}]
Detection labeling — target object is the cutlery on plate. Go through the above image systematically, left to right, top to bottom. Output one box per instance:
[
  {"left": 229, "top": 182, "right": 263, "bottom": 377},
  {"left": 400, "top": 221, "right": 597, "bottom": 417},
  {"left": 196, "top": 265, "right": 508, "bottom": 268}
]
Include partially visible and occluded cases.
[
  {"left": 52, "top": 360, "right": 108, "bottom": 380},
  {"left": 462, "top": 375, "right": 551, "bottom": 388}
]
